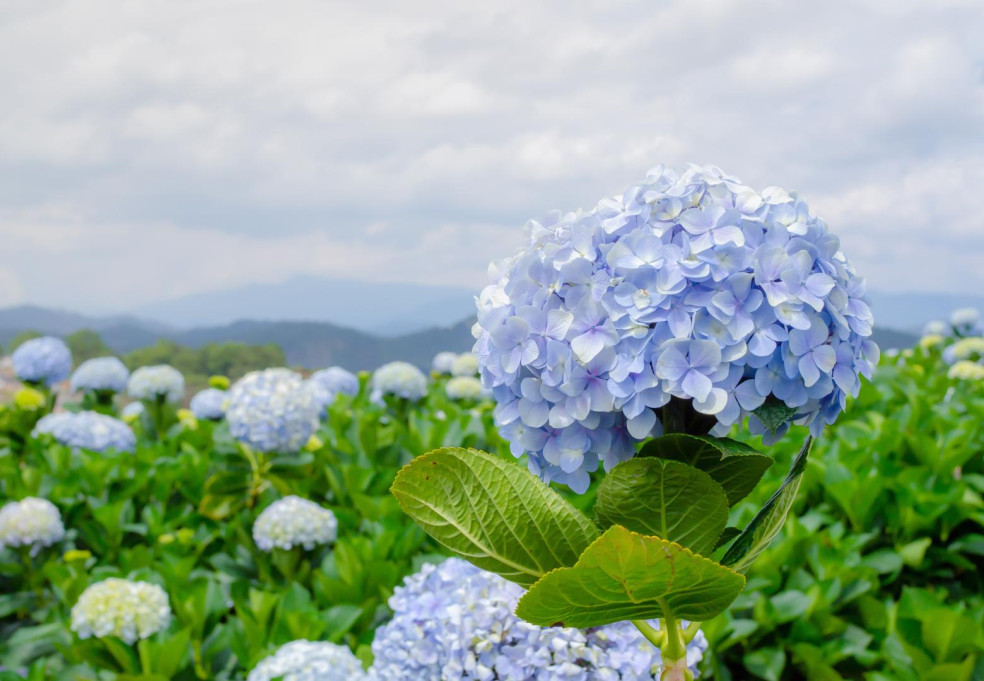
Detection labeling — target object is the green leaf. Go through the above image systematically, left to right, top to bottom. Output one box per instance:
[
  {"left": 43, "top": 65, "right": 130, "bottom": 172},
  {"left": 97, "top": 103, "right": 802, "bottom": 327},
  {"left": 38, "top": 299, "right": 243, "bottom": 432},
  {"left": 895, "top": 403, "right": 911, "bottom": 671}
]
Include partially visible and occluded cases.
[
  {"left": 754, "top": 398, "right": 800, "bottom": 434},
  {"left": 639, "top": 434, "right": 773, "bottom": 505},
  {"left": 721, "top": 437, "right": 813, "bottom": 572},
  {"left": 391, "top": 447, "right": 599, "bottom": 587},
  {"left": 595, "top": 458, "right": 729, "bottom": 555},
  {"left": 515, "top": 525, "right": 745, "bottom": 628},
  {"left": 714, "top": 527, "right": 741, "bottom": 550},
  {"left": 921, "top": 608, "right": 979, "bottom": 663},
  {"left": 744, "top": 647, "right": 786, "bottom": 681}
]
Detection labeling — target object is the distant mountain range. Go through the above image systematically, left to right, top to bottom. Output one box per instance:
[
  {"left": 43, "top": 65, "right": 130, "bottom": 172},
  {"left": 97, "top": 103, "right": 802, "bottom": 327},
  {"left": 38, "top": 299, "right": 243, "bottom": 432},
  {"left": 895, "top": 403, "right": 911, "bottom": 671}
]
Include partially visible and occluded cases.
[
  {"left": 130, "top": 275, "right": 478, "bottom": 337},
  {"left": 0, "top": 305, "right": 475, "bottom": 371}
]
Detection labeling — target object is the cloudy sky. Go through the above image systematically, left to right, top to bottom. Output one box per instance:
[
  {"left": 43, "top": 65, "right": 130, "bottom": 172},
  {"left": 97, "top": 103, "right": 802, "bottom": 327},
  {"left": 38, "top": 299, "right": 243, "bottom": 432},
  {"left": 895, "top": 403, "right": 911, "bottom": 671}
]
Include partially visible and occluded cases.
[{"left": 1, "top": 0, "right": 982, "bottom": 314}]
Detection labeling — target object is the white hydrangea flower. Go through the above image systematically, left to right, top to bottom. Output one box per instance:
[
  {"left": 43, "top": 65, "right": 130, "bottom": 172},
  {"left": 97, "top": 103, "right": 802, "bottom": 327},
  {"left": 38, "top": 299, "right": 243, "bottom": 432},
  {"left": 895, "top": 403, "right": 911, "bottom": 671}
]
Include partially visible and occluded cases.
[
  {"left": 432, "top": 351, "right": 459, "bottom": 375},
  {"left": 450, "top": 353, "right": 480, "bottom": 377},
  {"left": 948, "top": 360, "right": 984, "bottom": 381},
  {"left": 371, "top": 362, "right": 428, "bottom": 402},
  {"left": 127, "top": 365, "right": 185, "bottom": 403},
  {"left": 445, "top": 376, "right": 486, "bottom": 401},
  {"left": 253, "top": 496, "right": 338, "bottom": 552},
  {"left": 0, "top": 498, "right": 65, "bottom": 556},
  {"left": 71, "top": 579, "right": 171, "bottom": 644},
  {"left": 248, "top": 640, "right": 366, "bottom": 681}
]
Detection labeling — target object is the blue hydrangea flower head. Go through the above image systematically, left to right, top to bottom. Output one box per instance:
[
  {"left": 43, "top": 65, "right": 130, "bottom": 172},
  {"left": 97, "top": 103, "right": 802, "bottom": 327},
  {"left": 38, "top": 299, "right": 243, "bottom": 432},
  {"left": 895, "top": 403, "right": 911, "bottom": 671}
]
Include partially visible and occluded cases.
[
  {"left": 474, "top": 164, "right": 878, "bottom": 491},
  {"left": 12, "top": 336, "right": 72, "bottom": 386},
  {"left": 432, "top": 351, "right": 459, "bottom": 375},
  {"left": 70, "top": 357, "right": 130, "bottom": 393},
  {"left": 371, "top": 361, "right": 428, "bottom": 402},
  {"left": 127, "top": 365, "right": 185, "bottom": 403},
  {"left": 307, "top": 366, "right": 360, "bottom": 413},
  {"left": 226, "top": 368, "right": 320, "bottom": 453},
  {"left": 189, "top": 387, "right": 228, "bottom": 420},
  {"left": 33, "top": 411, "right": 136, "bottom": 452},
  {"left": 368, "top": 557, "right": 706, "bottom": 680}
]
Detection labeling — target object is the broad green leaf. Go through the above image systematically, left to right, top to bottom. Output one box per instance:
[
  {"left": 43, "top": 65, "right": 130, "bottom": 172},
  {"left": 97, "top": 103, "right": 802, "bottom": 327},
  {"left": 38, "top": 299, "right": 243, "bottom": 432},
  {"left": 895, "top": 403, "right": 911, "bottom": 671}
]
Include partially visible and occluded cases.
[
  {"left": 754, "top": 399, "right": 799, "bottom": 434},
  {"left": 639, "top": 434, "right": 773, "bottom": 505},
  {"left": 722, "top": 437, "right": 813, "bottom": 572},
  {"left": 391, "top": 447, "right": 599, "bottom": 587},
  {"left": 595, "top": 458, "right": 729, "bottom": 555},
  {"left": 515, "top": 525, "right": 745, "bottom": 628},
  {"left": 714, "top": 527, "right": 741, "bottom": 550}
]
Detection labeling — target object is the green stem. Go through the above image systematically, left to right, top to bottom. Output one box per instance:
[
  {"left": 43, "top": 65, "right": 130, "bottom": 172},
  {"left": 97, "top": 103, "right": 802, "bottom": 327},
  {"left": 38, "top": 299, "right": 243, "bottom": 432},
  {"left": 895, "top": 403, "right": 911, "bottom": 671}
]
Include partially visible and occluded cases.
[
  {"left": 660, "top": 605, "right": 686, "bottom": 662},
  {"left": 631, "top": 619, "right": 666, "bottom": 648},
  {"left": 683, "top": 620, "right": 702, "bottom": 643}
]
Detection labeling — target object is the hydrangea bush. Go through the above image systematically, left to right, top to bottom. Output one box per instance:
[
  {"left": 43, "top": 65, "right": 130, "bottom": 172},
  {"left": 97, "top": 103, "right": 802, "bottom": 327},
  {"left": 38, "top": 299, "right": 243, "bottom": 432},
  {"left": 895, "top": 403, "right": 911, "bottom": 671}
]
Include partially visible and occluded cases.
[
  {"left": 393, "top": 165, "right": 877, "bottom": 680},
  {"left": 12, "top": 336, "right": 73, "bottom": 387},
  {"left": 70, "top": 357, "right": 130, "bottom": 395},
  {"left": 371, "top": 362, "right": 428, "bottom": 402},
  {"left": 127, "top": 365, "right": 185, "bottom": 403},
  {"left": 307, "top": 366, "right": 360, "bottom": 413},
  {"left": 226, "top": 369, "right": 320, "bottom": 453},
  {"left": 189, "top": 387, "right": 228, "bottom": 420},
  {"left": 33, "top": 411, "right": 136, "bottom": 453},
  {"left": 252, "top": 495, "right": 338, "bottom": 552},
  {"left": 0, "top": 497, "right": 65, "bottom": 556},
  {"left": 369, "top": 557, "right": 707, "bottom": 680},
  {"left": 70, "top": 578, "right": 171, "bottom": 644},
  {"left": 248, "top": 640, "right": 366, "bottom": 681}
]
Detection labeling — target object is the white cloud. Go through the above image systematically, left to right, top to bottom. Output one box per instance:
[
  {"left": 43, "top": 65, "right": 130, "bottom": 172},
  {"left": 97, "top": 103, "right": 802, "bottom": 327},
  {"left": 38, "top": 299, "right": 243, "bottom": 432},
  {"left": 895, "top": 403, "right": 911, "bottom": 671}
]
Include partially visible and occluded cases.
[{"left": 0, "top": 0, "right": 981, "bottom": 312}]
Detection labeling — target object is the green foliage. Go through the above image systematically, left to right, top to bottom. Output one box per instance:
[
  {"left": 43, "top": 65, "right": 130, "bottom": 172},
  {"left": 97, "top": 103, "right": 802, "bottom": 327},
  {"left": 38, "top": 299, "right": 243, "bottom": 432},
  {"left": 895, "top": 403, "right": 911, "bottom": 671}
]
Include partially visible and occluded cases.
[
  {"left": 7, "top": 329, "right": 42, "bottom": 352},
  {"left": 65, "top": 329, "right": 112, "bottom": 363},
  {"left": 123, "top": 340, "right": 287, "bottom": 392},
  {"left": 702, "top": 342, "right": 984, "bottom": 680},
  {"left": 0, "top": 376, "right": 505, "bottom": 679},
  {"left": 392, "top": 447, "right": 599, "bottom": 587},
  {"left": 595, "top": 458, "right": 729, "bottom": 555},
  {"left": 516, "top": 525, "right": 746, "bottom": 627}
]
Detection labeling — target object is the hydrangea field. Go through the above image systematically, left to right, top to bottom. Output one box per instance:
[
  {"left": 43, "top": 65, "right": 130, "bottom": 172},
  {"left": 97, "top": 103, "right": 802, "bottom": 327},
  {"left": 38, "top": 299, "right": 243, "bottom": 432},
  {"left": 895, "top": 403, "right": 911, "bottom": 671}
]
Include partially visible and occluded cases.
[{"left": 1, "top": 165, "right": 983, "bottom": 680}]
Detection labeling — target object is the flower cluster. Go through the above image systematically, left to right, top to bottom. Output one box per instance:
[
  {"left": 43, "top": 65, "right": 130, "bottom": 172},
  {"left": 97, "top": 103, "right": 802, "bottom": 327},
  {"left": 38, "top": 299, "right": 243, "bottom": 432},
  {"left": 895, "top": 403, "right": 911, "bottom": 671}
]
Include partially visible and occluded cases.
[
  {"left": 473, "top": 164, "right": 878, "bottom": 491},
  {"left": 923, "top": 308, "right": 983, "bottom": 338},
  {"left": 12, "top": 336, "right": 72, "bottom": 386},
  {"left": 943, "top": 337, "right": 984, "bottom": 365},
  {"left": 432, "top": 351, "right": 459, "bottom": 375},
  {"left": 450, "top": 353, "right": 480, "bottom": 377},
  {"left": 70, "top": 357, "right": 130, "bottom": 394},
  {"left": 948, "top": 361, "right": 984, "bottom": 381},
  {"left": 371, "top": 362, "right": 428, "bottom": 402},
  {"left": 127, "top": 365, "right": 185, "bottom": 403},
  {"left": 307, "top": 366, "right": 360, "bottom": 412},
  {"left": 226, "top": 369, "right": 320, "bottom": 453},
  {"left": 445, "top": 376, "right": 486, "bottom": 401},
  {"left": 189, "top": 388, "right": 228, "bottom": 420},
  {"left": 121, "top": 401, "right": 145, "bottom": 421},
  {"left": 34, "top": 411, "right": 136, "bottom": 453},
  {"left": 252, "top": 495, "right": 338, "bottom": 552},
  {"left": 0, "top": 497, "right": 65, "bottom": 555},
  {"left": 368, "top": 558, "right": 706, "bottom": 680},
  {"left": 71, "top": 578, "right": 171, "bottom": 644},
  {"left": 248, "top": 640, "right": 366, "bottom": 681}
]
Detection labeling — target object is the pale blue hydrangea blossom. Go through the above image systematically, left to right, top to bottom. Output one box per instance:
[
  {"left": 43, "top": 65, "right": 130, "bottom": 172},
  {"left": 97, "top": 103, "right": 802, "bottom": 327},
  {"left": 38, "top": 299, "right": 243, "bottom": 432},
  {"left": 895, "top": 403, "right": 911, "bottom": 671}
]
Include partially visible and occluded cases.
[
  {"left": 474, "top": 164, "right": 878, "bottom": 492},
  {"left": 922, "top": 308, "right": 983, "bottom": 339},
  {"left": 12, "top": 337, "right": 72, "bottom": 386},
  {"left": 432, "top": 351, "right": 459, "bottom": 375},
  {"left": 70, "top": 357, "right": 130, "bottom": 393},
  {"left": 371, "top": 361, "right": 428, "bottom": 402},
  {"left": 127, "top": 365, "right": 185, "bottom": 403},
  {"left": 307, "top": 366, "right": 360, "bottom": 413},
  {"left": 226, "top": 369, "right": 320, "bottom": 453},
  {"left": 189, "top": 388, "right": 228, "bottom": 420},
  {"left": 121, "top": 402, "right": 145, "bottom": 419},
  {"left": 34, "top": 411, "right": 136, "bottom": 453},
  {"left": 252, "top": 495, "right": 337, "bottom": 551},
  {"left": 0, "top": 497, "right": 65, "bottom": 556},
  {"left": 368, "top": 558, "right": 707, "bottom": 681},
  {"left": 71, "top": 579, "right": 171, "bottom": 644},
  {"left": 247, "top": 640, "right": 366, "bottom": 681}
]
